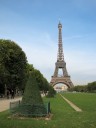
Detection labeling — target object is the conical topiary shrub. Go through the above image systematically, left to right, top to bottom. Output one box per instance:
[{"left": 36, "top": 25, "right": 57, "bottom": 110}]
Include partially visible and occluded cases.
[
  {"left": 16, "top": 72, "right": 47, "bottom": 117},
  {"left": 22, "top": 72, "right": 43, "bottom": 105}
]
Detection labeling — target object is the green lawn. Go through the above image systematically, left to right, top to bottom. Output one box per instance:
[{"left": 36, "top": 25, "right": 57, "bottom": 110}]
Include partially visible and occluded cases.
[
  {"left": 62, "top": 92, "right": 96, "bottom": 111},
  {"left": 0, "top": 93, "right": 96, "bottom": 128}
]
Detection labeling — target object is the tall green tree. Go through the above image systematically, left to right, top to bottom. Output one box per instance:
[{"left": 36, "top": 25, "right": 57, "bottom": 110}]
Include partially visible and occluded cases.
[
  {"left": 0, "top": 39, "right": 27, "bottom": 93},
  {"left": 26, "top": 63, "right": 49, "bottom": 92},
  {"left": 34, "top": 69, "right": 49, "bottom": 92},
  {"left": 68, "top": 82, "right": 96, "bottom": 93},
  {"left": 87, "top": 82, "right": 96, "bottom": 92},
  {"left": 47, "top": 85, "right": 56, "bottom": 97},
  {"left": 68, "top": 85, "right": 87, "bottom": 92}
]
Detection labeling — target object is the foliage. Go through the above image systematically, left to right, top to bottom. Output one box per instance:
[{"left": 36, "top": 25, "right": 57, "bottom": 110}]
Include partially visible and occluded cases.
[
  {"left": 0, "top": 39, "right": 27, "bottom": 93},
  {"left": 0, "top": 39, "right": 49, "bottom": 94},
  {"left": 26, "top": 63, "right": 49, "bottom": 92},
  {"left": 15, "top": 72, "right": 47, "bottom": 117},
  {"left": 22, "top": 73, "right": 43, "bottom": 105},
  {"left": 68, "top": 81, "right": 96, "bottom": 93},
  {"left": 87, "top": 81, "right": 96, "bottom": 92},
  {"left": 47, "top": 85, "right": 56, "bottom": 98},
  {"left": 68, "top": 85, "right": 87, "bottom": 92}
]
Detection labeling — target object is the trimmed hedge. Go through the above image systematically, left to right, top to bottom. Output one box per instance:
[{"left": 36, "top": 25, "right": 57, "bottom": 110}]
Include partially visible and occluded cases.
[{"left": 14, "top": 72, "right": 47, "bottom": 117}]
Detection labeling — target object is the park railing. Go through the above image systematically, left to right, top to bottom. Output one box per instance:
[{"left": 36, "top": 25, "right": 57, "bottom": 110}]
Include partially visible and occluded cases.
[
  {"left": 10, "top": 100, "right": 50, "bottom": 117},
  {"left": 10, "top": 100, "right": 21, "bottom": 109}
]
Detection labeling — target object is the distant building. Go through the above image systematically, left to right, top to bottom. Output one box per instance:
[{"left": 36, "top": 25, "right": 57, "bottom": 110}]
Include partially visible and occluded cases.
[{"left": 54, "top": 84, "right": 68, "bottom": 92}]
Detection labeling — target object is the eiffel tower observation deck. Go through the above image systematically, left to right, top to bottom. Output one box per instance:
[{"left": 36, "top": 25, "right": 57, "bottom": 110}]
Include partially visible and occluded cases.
[{"left": 50, "top": 22, "right": 74, "bottom": 88}]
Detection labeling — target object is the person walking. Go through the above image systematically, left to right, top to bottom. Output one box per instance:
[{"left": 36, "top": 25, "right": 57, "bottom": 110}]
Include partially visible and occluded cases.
[
  {"left": 7, "top": 90, "right": 10, "bottom": 99},
  {"left": 11, "top": 90, "right": 15, "bottom": 99}
]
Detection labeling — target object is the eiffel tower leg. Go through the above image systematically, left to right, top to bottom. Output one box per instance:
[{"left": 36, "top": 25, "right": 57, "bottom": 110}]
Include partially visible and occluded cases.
[
  {"left": 54, "top": 66, "right": 58, "bottom": 77},
  {"left": 62, "top": 68, "right": 65, "bottom": 76}
]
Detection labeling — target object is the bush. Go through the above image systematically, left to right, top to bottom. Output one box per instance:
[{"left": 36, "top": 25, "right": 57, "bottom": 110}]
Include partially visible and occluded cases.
[
  {"left": 15, "top": 72, "right": 47, "bottom": 117},
  {"left": 47, "top": 86, "right": 56, "bottom": 98}
]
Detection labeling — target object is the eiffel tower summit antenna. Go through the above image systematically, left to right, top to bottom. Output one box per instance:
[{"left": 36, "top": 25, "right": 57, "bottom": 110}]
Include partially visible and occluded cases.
[{"left": 50, "top": 22, "right": 74, "bottom": 88}]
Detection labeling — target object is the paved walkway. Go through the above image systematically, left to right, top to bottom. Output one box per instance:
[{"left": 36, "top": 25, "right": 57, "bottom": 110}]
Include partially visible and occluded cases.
[
  {"left": 0, "top": 94, "right": 45, "bottom": 112},
  {"left": 60, "top": 94, "right": 82, "bottom": 112},
  {"left": 0, "top": 97, "right": 22, "bottom": 112}
]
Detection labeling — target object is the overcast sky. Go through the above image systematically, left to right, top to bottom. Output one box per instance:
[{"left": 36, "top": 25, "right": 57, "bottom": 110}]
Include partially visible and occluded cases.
[{"left": 0, "top": 0, "right": 96, "bottom": 85}]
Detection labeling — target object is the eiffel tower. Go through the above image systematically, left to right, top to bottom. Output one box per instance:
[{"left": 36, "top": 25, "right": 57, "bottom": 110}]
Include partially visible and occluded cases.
[{"left": 50, "top": 22, "right": 74, "bottom": 88}]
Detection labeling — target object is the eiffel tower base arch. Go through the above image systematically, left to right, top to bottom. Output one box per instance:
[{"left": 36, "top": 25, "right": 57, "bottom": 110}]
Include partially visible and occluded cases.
[{"left": 50, "top": 76, "right": 74, "bottom": 88}]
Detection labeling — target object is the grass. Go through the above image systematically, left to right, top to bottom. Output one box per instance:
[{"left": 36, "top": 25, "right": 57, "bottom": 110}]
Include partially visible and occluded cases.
[
  {"left": 62, "top": 92, "right": 96, "bottom": 111},
  {"left": 0, "top": 93, "right": 96, "bottom": 128}
]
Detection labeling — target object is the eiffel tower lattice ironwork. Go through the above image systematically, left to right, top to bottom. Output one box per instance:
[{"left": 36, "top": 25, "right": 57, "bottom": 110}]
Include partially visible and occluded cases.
[{"left": 50, "top": 22, "right": 74, "bottom": 88}]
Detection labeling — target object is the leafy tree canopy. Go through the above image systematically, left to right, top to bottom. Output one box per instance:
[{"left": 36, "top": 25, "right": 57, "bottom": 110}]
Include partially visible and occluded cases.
[
  {"left": 0, "top": 39, "right": 27, "bottom": 93},
  {"left": 26, "top": 63, "right": 49, "bottom": 92},
  {"left": 68, "top": 81, "right": 96, "bottom": 93},
  {"left": 47, "top": 85, "right": 56, "bottom": 98}
]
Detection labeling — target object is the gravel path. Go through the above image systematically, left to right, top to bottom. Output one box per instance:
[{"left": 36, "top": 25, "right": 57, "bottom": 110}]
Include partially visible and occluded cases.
[
  {"left": 60, "top": 94, "right": 82, "bottom": 112},
  {"left": 0, "top": 97, "right": 22, "bottom": 112}
]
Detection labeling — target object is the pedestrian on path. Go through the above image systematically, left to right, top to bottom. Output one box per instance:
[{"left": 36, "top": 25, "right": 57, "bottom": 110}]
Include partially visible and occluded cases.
[
  {"left": 7, "top": 90, "right": 10, "bottom": 99},
  {"left": 11, "top": 90, "right": 15, "bottom": 99}
]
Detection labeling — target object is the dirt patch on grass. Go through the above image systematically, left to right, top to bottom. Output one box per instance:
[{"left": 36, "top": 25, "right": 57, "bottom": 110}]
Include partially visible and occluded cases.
[{"left": 8, "top": 113, "right": 53, "bottom": 120}]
